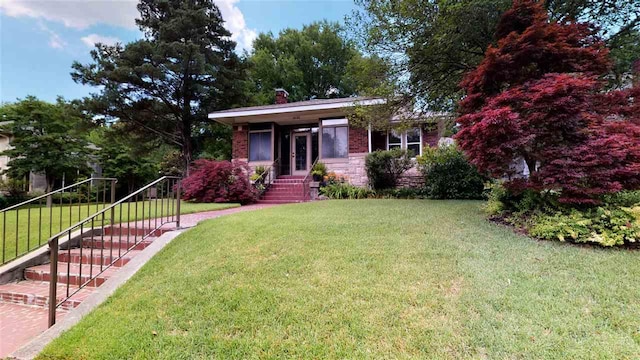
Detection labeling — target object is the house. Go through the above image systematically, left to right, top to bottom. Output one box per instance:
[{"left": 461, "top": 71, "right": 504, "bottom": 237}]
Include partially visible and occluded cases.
[{"left": 208, "top": 89, "right": 445, "bottom": 201}]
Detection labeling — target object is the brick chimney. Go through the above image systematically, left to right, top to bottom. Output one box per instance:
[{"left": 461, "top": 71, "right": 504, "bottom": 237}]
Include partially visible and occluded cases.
[{"left": 275, "top": 88, "right": 289, "bottom": 104}]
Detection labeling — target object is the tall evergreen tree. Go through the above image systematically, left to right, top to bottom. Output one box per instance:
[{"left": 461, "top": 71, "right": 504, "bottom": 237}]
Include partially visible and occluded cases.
[{"left": 72, "top": 0, "right": 248, "bottom": 171}]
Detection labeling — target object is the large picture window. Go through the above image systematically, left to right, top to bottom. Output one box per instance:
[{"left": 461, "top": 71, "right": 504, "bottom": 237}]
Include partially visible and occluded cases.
[
  {"left": 321, "top": 118, "right": 348, "bottom": 159},
  {"left": 249, "top": 128, "right": 272, "bottom": 162},
  {"left": 387, "top": 128, "right": 422, "bottom": 157}
]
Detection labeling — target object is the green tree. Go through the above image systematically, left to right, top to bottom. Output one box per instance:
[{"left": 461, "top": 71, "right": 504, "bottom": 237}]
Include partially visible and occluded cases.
[
  {"left": 72, "top": 0, "right": 248, "bottom": 171},
  {"left": 350, "top": 0, "right": 640, "bottom": 111},
  {"left": 247, "top": 21, "right": 389, "bottom": 104},
  {"left": 0, "top": 97, "right": 91, "bottom": 198},
  {"left": 89, "top": 125, "right": 161, "bottom": 194}
]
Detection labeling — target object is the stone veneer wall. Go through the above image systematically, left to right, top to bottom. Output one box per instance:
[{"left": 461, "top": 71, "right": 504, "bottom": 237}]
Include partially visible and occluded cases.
[{"left": 325, "top": 153, "right": 368, "bottom": 186}]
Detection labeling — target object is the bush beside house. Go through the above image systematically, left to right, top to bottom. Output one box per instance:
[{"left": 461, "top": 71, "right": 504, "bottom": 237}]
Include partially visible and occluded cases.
[
  {"left": 416, "top": 145, "right": 485, "bottom": 200},
  {"left": 181, "top": 160, "right": 257, "bottom": 204}
]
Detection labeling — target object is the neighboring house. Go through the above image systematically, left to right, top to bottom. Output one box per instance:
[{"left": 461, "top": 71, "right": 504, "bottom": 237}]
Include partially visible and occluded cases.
[{"left": 208, "top": 89, "right": 445, "bottom": 188}]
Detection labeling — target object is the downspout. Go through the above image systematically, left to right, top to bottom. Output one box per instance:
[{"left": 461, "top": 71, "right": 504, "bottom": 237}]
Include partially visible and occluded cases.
[{"left": 368, "top": 122, "right": 372, "bottom": 153}]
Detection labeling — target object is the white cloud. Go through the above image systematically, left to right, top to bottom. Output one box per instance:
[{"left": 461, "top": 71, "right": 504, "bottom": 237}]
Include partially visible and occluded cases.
[
  {"left": 0, "top": 0, "right": 138, "bottom": 29},
  {"left": 0, "top": 0, "right": 257, "bottom": 51},
  {"left": 214, "top": 0, "right": 257, "bottom": 52},
  {"left": 38, "top": 22, "right": 67, "bottom": 49},
  {"left": 81, "top": 33, "right": 121, "bottom": 47}
]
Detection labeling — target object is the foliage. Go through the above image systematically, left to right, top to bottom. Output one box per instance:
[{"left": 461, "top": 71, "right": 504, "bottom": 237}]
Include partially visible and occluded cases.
[
  {"left": 71, "top": 0, "right": 248, "bottom": 171},
  {"left": 350, "top": 0, "right": 639, "bottom": 111},
  {"left": 455, "top": 0, "right": 640, "bottom": 204},
  {"left": 247, "top": 21, "right": 389, "bottom": 104},
  {"left": 0, "top": 97, "right": 92, "bottom": 193},
  {"left": 193, "top": 122, "right": 232, "bottom": 160},
  {"left": 89, "top": 125, "right": 161, "bottom": 194},
  {"left": 417, "top": 145, "right": 485, "bottom": 200},
  {"left": 159, "top": 149, "right": 186, "bottom": 177},
  {"left": 365, "top": 149, "right": 413, "bottom": 190},
  {"left": 181, "top": 160, "right": 256, "bottom": 204},
  {"left": 311, "top": 162, "right": 328, "bottom": 178},
  {"left": 0, "top": 178, "right": 28, "bottom": 200},
  {"left": 319, "top": 183, "right": 373, "bottom": 200},
  {"left": 374, "top": 187, "right": 425, "bottom": 199},
  {"left": 603, "top": 190, "right": 640, "bottom": 208},
  {"left": 529, "top": 207, "right": 640, "bottom": 247}
]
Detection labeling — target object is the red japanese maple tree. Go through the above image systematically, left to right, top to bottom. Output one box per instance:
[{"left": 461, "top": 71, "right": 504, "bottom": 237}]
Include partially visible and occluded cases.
[{"left": 455, "top": 0, "right": 640, "bottom": 204}]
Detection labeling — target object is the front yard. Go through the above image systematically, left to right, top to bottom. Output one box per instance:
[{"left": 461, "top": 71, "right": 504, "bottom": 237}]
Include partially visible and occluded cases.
[{"left": 39, "top": 200, "right": 640, "bottom": 359}]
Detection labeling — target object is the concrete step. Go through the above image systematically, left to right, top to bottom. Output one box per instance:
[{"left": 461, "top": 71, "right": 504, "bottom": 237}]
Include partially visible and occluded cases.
[
  {"left": 82, "top": 236, "right": 154, "bottom": 251},
  {"left": 58, "top": 248, "right": 141, "bottom": 267},
  {"left": 24, "top": 262, "right": 119, "bottom": 287},
  {"left": 0, "top": 280, "right": 94, "bottom": 309}
]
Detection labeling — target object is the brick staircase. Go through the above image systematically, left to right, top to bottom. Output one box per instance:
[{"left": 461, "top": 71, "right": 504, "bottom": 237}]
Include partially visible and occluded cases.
[
  {"left": 257, "top": 175, "right": 307, "bottom": 204},
  {"left": 0, "top": 225, "right": 168, "bottom": 312}
]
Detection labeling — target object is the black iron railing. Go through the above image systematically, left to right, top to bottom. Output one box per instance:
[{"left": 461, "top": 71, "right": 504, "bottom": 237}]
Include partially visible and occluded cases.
[
  {"left": 47, "top": 176, "right": 181, "bottom": 327},
  {"left": 0, "top": 177, "right": 118, "bottom": 265}
]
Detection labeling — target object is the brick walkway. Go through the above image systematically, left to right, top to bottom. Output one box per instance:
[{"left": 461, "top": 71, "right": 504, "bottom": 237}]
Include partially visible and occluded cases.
[{"left": 0, "top": 203, "right": 279, "bottom": 358}]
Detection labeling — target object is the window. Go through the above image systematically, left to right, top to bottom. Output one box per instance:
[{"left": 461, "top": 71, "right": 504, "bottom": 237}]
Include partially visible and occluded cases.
[
  {"left": 321, "top": 118, "right": 348, "bottom": 158},
  {"left": 249, "top": 126, "right": 272, "bottom": 162},
  {"left": 387, "top": 128, "right": 422, "bottom": 157},
  {"left": 406, "top": 128, "right": 421, "bottom": 156}
]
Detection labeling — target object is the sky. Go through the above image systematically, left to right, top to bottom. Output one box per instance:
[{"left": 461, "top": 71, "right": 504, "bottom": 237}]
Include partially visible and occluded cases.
[{"left": 0, "top": 0, "right": 357, "bottom": 104}]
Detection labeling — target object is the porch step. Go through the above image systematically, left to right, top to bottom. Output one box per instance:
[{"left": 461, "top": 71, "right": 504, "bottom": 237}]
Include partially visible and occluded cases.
[
  {"left": 262, "top": 194, "right": 306, "bottom": 201},
  {"left": 257, "top": 199, "right": 303, "bottom": 204},
  {"left": 102, "top": 226, "right": 172, "bottom": 237},
  {"left": 82, "top": 236, "right": 154, "bottom": 251},
  {"left": 58, "top": 248, "right": 141, "bottom": 267},
  {"left": 24, "top": 262, "right": 119, "bottom": 287},
  {"left": 0, "top": 281, "right": 94, "bottom": 309}
]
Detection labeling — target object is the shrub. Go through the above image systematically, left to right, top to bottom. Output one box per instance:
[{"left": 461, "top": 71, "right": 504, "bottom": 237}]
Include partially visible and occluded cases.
[
  {"left": 417, "top": 145, "right": 485, "bottom": 199},
  {"left": 365, "top": 149, "right": 413, "bottom": 190},
  {"left": 181, "top": 160, "right": 257, "bottom": 204},
  {"left": 311, "top": 162, "right": 328, "bottom": 178},
  {"left": 320, "top": 183, "right": 372, "bottom": 199},
  {"left": 375, "top": 187, "right": 425, "bottom": 199},
  {"left": 602, "top": 190, "right": 640, "bottom": 207},
  {"left": 529, "top": 207, "right": 640, "bottom": 247}
]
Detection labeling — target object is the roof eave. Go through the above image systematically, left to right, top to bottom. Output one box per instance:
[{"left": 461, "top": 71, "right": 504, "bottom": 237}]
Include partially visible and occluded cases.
[{"left": 207, "top": 98, "right": 386, "bottom": 124}]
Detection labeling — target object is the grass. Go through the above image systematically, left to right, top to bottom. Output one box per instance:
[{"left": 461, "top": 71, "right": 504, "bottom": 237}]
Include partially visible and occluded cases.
[
  {"left": 38, "top": 200, "right": 640, "bottom": 359},
  {"left": 0, "top": 201, "right": 239, "bottom": 264}
]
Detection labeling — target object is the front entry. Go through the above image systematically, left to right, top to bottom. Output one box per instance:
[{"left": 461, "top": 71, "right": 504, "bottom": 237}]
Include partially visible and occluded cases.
[{"left": 291, "top": 132, "right": 311, "bottom": 176}]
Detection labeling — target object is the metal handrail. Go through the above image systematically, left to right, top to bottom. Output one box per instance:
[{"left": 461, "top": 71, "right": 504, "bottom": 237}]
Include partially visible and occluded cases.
[
  {"left": 301, "top": 157, "right": 319, "bottom": 201},
  {"left": 253, "top": 158, "right": 280, "bottom": 198},
  {"left": 47, "top": 176, "right": 181, "bottom": 327},
  {"left": 0, "top": 177, "right": 118, "bottom": 265},
  {"left": 0, "top": 177, "right": 117, "bottom": 213}
]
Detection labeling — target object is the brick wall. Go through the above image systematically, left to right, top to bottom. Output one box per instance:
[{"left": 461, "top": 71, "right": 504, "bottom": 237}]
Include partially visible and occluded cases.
[
  {"left": 232, "top": 124, "right": 248, "bottom": 159},
  {"left": 349, "top": 126, "right": 368, "bottom": 154},
  {"left": 422, "top": 128, "right": 440, "bottom": 147}
]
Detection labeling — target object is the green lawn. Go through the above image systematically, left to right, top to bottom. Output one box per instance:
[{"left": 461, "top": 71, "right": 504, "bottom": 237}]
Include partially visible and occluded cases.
[
  {"left": 38, "top": 200, "right": 640, "bottom": 359},
  {"left": 0, "top": 201, "right": 239, "bottom": 264}
]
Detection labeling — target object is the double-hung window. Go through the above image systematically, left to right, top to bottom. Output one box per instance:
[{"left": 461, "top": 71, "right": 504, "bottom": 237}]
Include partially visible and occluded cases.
[
  {"left": 321, "top": 118, "right": 348, "bottom": 159},
  {"left": 249, "top": 124, "right": 272, "bottom": 162},
  {"left": 387, "top": 128, "right": 422, "bottom": 157}
]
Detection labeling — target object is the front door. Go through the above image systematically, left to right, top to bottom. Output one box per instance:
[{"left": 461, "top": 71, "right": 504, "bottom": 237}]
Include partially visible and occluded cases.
[{"left": 291, "top": 132, "right": 311, "bottom": 176}]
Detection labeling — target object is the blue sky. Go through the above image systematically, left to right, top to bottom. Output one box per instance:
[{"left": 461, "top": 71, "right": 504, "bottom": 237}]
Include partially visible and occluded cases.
[{"left": 0, "top": 0, "right": 356, "bottom": 104}]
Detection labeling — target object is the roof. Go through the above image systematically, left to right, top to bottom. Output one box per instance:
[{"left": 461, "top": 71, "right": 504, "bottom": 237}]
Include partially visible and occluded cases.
[{"left": 207, "top": 96, "right": 385, "bottom": 121}]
